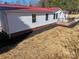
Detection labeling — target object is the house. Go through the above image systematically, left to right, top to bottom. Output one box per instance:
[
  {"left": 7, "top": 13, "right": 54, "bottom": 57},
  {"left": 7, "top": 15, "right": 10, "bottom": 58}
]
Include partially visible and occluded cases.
[{"left": 0, "top": 4, "right": 68, "bottom": 38}]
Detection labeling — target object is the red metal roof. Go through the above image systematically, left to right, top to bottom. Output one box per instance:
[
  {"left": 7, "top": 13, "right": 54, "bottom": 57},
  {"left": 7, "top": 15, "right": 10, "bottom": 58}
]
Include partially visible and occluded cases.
[
  {"left": 0, "top": 4, "right": 60, "bottom": 12},
  {"left": 0, "top": 4, "right": 29, "bottom": 9},
  {"left": 24, "top": 7, "right": 60, "bottom": 12}
]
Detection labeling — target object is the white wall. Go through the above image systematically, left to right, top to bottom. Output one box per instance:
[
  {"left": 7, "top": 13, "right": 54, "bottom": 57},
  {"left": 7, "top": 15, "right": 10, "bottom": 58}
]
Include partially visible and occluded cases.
[
  {"left": 6, "top": 10, "right": 57, "bottom": 34},
  {"left": 56, "top": 10, "right": 68, "bottom": 22},
  {"left": 0, "top": 11, "right": 10, "bottom": 34},
  {"left": 0, "top": 12, "right": 2, "bottom": 27},
  {"left": 0, "top": 17, "right": 1, "bottom": 27}
]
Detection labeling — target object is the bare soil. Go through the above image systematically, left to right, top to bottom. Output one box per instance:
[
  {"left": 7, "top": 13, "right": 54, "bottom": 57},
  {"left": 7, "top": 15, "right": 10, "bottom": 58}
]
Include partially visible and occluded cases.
[{"left": 0, "top": 25, "right": 79, "bottom": 59}]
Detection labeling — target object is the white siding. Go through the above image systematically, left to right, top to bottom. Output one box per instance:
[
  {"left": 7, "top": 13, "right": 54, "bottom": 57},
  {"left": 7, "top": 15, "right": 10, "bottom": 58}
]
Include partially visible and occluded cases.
[
  {"left": 6, "top": 10, "right": 57, "bottom": 34},
  {"left": 56, "top": 10, "right": 68, "bottom": 22},
  {"left": 0, "top": 11, "right": 2, "bottom": 27},
  {"left": 0, "top": 11, "right": 9, "bottom": 33},
  {"left": 0, "top": 17, "right": 1, "bottom": 27}
]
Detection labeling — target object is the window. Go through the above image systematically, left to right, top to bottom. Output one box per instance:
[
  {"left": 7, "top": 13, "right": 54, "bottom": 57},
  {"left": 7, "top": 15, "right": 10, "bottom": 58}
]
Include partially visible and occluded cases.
[
  {"left": 46, "top": 13, "right": 48, "bottom": 21},
  {"left": 53, "top": 13, "right": 55, "bottom": 19},
  {"left": 53, "top": 13, "right": 58, "bottom": 19},
  {"left": 56, "top": 13, "right": 58, "bottom": 19},
  {"left": 32, "top": 14, "right": 36, "bottom": 23}
]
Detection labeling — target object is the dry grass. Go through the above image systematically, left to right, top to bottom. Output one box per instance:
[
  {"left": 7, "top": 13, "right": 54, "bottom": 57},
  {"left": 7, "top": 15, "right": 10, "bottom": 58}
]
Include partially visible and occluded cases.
[
  {"left": 69, "top": 14, "right": 79, "bottom": 18},
  {"left": 0, "top": 26, "right": 79, "bottom": 59}
]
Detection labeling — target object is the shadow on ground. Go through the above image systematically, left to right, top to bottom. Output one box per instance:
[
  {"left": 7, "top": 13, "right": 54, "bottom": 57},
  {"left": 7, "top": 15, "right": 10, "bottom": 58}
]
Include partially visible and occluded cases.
[
  {"left": 58, "top": 21, "right": 79, "bottom": 28},
  {"left": 68, "top": 21, "right": 79, "bottom": 28},
  {"left": 0, "top": 24, "right": 57, "bottom": 54},
  {"left": 0, "top": 32, "right": 31, "bottom": 54}
]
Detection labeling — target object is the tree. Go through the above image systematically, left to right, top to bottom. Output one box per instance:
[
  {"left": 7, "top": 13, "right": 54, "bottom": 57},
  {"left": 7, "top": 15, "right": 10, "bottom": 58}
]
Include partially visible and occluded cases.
[
  {"left": 38, "top": 0, "right": 79, "bottom": 10},
  {"left": 38, "top": 0, "right": 48, "bottom": 7},
  {"left": 4, "top": 2, "right": 8, "bottom": 4}
]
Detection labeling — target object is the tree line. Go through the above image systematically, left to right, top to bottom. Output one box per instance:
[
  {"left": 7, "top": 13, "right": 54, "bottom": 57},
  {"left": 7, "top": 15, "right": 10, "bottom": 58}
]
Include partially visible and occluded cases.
[
  {"left": 1, "top": 0, "right": 79, "bottom": 11},
  {"left": 38, "top": 0, "right": 79, "bottom": 10}
]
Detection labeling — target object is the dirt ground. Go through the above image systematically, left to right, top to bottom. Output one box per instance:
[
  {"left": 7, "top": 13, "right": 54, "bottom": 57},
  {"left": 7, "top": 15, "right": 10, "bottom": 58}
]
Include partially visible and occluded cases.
[{"left": 0, "top": 25, "right": 79, "bottom": 59}]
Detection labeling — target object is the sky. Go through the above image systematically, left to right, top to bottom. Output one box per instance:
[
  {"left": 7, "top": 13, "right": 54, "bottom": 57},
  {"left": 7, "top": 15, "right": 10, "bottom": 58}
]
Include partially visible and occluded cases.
[{"left": 1, "top": 0, "right": 40, "bottom": 5}]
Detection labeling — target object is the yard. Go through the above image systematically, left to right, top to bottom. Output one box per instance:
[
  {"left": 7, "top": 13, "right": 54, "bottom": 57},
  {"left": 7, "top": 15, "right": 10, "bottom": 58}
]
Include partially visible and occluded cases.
[
  {"left": 69, "top": 14, "right": 79, "bottom": 18},
  {"left": 0, "top": 23, "right": 79, "bottom": 59}
]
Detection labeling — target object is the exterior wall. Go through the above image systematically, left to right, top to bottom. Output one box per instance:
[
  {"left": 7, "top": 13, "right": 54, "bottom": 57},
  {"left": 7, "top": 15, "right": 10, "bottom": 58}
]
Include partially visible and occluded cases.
[
  {"left": 6, "top": 10, "right": 57, "bottom": 34},
  {"left": 56, "top": 10, "right": 68, "bottom": 22},
  {"left": 0, "top": 11, "right": 9, "bottom": 33},
  {"left": 0, "top": 11, "right": 2, "bottom": 27},
  {"left": 0, "top": 14, "right": 1, "bottom": 27}
]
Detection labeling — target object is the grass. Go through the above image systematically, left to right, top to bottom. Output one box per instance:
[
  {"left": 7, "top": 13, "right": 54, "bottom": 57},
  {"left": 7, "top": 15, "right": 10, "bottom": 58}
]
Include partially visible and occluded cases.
[
  {"left": 69, "top": 14, "right": 79, "bottom": 18},
  {"left": 0, "top": 25, "right": 79, "bottom": 59}
]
